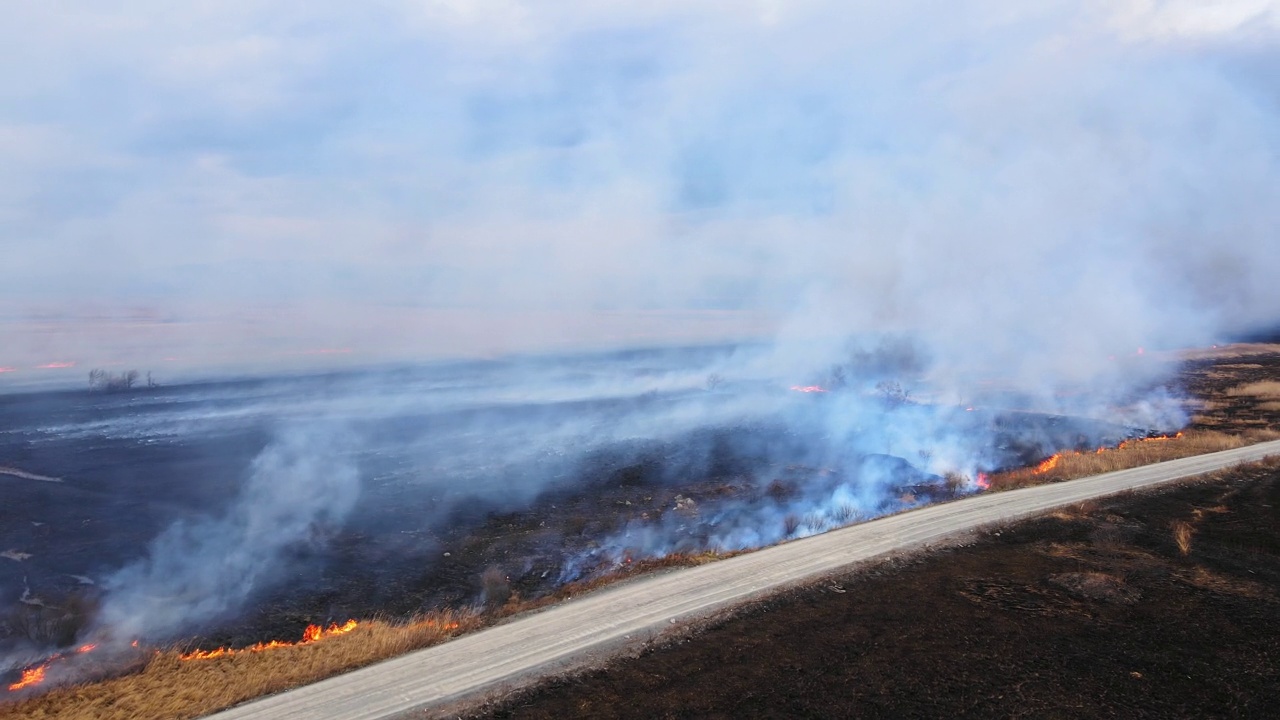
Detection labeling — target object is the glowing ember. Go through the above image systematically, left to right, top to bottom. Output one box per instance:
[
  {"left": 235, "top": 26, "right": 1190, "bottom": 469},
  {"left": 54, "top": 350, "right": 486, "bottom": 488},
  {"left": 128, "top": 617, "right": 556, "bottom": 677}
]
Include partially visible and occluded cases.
[
  {"left": 790, "top": 385, "right": 827, "bottom": 393},
  {"left": 180, "top": 620, "right": 358, "bottom": 661},
  {"left": 8, "top": 665, "right": 46, "bottom": 692}
]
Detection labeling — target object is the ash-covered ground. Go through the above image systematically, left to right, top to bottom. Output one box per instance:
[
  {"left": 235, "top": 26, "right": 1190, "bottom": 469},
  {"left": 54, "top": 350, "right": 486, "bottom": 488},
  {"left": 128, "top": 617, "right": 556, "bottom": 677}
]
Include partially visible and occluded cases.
[{"left": 0, "top": 344, "right": 1160, "bottom": 667}]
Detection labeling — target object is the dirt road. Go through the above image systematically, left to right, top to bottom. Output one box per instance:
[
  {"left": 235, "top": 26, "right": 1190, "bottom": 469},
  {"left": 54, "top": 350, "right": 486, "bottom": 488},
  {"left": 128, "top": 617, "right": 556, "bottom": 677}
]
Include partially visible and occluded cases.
[{"left": 207, "top": 439, "right": 1280, "bottom": 720}]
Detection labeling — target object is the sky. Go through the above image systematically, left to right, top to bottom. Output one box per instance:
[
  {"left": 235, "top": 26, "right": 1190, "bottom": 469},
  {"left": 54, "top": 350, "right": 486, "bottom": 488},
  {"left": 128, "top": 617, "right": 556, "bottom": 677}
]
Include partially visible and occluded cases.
[{"left": 1, "top": 0, "right": 1279, "bottom": 379}]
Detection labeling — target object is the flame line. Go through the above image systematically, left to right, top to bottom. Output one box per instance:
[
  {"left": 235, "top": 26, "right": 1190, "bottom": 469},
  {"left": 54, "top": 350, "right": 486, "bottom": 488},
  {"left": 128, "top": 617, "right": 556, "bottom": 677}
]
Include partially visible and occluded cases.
[{"left": 180, "top": 620, "right": 358, "bottom": 661}]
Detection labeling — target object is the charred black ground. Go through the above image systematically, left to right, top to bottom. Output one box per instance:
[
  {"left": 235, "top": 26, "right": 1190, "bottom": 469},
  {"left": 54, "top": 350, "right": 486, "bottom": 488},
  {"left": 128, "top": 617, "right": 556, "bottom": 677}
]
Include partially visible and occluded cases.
[
  {"left": 1, "top": 347, "right": 1275, "bottom": 675},
  {"left": 471, "top": 459, "right": 1280, "bottom": 719}
]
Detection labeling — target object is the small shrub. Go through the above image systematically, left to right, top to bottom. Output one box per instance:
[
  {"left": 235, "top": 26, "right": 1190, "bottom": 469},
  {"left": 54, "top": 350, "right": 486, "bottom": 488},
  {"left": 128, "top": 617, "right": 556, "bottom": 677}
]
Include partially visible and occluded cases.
[{"left": 782, "top": 514, "right": 801, "bottom": 537}]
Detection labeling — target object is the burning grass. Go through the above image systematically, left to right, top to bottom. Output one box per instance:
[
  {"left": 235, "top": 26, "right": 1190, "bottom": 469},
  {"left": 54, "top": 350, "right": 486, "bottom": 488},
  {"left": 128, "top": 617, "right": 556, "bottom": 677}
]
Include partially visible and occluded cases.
[
  {"left": 6, "top": 344, "right": 1280, "bottom": 717},
  {"left": 986, "top": 429, "right": 1280, "bottom": 491},
  {"left": 0, "top": 553, "right": 730, "bottom": 720},
  {"left": 1, "top": 611, "right": 479, "bottom": 720}
]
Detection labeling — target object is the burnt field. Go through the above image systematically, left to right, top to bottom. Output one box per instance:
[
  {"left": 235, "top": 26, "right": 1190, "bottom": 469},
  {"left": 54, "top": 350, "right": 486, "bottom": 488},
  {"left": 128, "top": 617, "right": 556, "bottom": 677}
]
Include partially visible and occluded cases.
[
  {"left": 0, "top": 344, "right": 1275, "bottom": 707},
  {"left": 474, "top": 458, "right": 1280, "bottom": 720}
]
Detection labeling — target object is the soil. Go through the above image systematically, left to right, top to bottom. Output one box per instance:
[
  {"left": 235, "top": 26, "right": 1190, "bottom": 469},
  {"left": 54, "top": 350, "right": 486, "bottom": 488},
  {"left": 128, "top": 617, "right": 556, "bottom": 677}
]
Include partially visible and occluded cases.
[{"left": 472, "top": 460, "right": 1280, "bottom": 719}]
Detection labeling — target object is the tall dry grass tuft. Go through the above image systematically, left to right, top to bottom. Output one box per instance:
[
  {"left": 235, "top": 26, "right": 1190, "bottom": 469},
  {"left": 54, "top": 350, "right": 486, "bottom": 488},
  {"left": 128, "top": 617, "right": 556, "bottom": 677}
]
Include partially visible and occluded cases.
[
  {"left": 1225, "top": 381, "right": 1280, "bottom": 399},
  {"left": 1171, "top": 520, "right": 1194, "bottom": 555},
  {"left": 2, "top": 610, "right": 479, "bottom": 720}
]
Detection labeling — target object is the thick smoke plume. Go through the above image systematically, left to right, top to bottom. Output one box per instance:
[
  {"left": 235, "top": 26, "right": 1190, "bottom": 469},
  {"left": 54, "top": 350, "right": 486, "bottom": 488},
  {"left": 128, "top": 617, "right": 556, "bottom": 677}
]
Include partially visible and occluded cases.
[
  {"left": 2, "top": 0, "right": 1279, "bottom": 678},
  {"left": 1, "top": 1, "right": 1278, "bottom": 380},
  {"left": 97, "top": 426, "right": 360, "bottom": 641}
]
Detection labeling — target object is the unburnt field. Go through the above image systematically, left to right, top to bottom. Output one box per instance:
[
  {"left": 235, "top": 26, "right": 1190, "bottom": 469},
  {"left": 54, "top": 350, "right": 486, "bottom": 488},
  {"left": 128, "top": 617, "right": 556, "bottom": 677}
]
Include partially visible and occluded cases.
[
  {"left": 2, "top": 344, "right": 1279, "bottom": 717},
  {"left": 474, "top": 459, "right": 1280, "bottom": 719}
]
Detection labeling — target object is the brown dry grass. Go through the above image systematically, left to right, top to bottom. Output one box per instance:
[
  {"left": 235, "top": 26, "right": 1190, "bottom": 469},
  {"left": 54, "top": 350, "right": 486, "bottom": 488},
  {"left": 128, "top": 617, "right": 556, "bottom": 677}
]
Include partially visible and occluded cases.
[
  {"left": 1177, "top": 343, "right": 1280, "bottom": 361},
  {"left": 8, "top": 345, "right": 1279, "bottom": 718},
  {"left": 1225, "top": 381, "right": 1280, "bottom": 399},
  {"left": 986, "top": 429, "right": 1280, "bottom": 491},
  {"left": 1171, "top": 520, "right": 1194, "bottom": 555},
  {"left": 1, "top": 553, "right": 730, "bottom": 720},
  {"left": 1174, "top": 567, "right": 1274, "bottom": 600},
  {"left": 2, "top": 610, "right": 480, "bottom": 720}
]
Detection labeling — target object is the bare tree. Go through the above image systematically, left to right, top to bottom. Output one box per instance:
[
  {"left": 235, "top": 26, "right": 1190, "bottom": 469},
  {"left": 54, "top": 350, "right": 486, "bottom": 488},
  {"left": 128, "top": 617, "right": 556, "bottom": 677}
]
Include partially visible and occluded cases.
[{"left": 88, "top": 369, "right": 149, "bottom": 393}]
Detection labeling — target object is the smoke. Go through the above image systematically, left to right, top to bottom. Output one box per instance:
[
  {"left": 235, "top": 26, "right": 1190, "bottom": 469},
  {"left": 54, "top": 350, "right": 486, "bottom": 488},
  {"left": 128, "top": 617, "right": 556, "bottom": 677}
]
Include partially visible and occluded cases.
[
  {"left": 2, "top": 0, "right": 1279, "bottom": 668},
  {"left": 1, "top": 1, "right": 1278, "bottom": 380},
  {"left": 96, "top": 425, "right": 360, "bottom": 641}
]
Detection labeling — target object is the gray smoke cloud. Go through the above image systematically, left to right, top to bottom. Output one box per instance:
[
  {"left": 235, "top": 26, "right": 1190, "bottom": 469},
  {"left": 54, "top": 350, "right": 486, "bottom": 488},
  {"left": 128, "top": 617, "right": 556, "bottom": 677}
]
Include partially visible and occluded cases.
[
  {"left": 3, "top": 0, "right": 1280, "bottom": 660},
  {"left": 1, "top": 1, "right": 1278, "bottom": 385},
  {"left": 97, "top": 425, "right": 360, "bottom": 641}
]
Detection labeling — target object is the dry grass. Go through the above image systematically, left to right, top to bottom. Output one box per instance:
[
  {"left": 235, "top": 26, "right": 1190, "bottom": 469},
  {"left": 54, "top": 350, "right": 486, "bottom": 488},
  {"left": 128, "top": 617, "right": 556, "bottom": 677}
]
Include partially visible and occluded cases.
[
  {"left": 1177, "top": 343, "right": 1280, "bottom": 361},
  {"left": 8, "top": 344, "right": 1279, "bottom": 717},
  {"left": 1225, "top": 381, "right": 1280, "bottom": 399},
  {"left": 986, "top": 429, "right": 1280, "bottom": 491},
  {"left": 1171, "top": 520, "right": 1194, "bottom": 555},
  {"left": 2, "top": 552, "right": 731, "bottom": 720},
  {"left": 1174, "top": 567, "right": 1274, "bottom": 600},
  {"left": 1, "top": 610, "right": 479, "bottom": 720}
]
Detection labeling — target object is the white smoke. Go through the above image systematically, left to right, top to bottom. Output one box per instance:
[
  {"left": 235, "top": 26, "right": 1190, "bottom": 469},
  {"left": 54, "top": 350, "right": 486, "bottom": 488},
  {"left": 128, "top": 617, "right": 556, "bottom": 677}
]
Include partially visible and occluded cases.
[
  {"left": 2, "top": 0, "right": 1279, "bottom": 654},
  {"left": 97, "top": 425, "right": 360, "bottom": 641}
]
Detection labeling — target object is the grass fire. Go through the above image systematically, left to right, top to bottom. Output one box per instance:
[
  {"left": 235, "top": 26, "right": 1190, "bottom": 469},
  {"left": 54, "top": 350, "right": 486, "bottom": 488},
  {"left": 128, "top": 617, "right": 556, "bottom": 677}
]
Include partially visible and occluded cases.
[{"left": 2, "top": 343, "right": 1278, "bottom": 719}]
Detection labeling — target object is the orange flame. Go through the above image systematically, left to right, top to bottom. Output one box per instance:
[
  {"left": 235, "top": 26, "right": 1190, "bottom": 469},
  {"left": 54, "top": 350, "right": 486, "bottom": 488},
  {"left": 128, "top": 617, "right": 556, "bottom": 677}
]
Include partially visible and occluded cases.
[
  {"left": 790, "top": 385, "right": 827, "bottom": 393},
  {"left": 1027, "top": 432, "right": 1187, "bottom": 476},
  {"left": 1117, "top": 432, "right": 1183, "bottom": 450},
  {"left": 1033, "top": 454, "right": 1062, "bottom": 475},
  {"left": 975, "top": 472, "right": 990, "bottom": 490},
  {"left": 180, "top": 620, "right": 358, "bottom": 662},
  {"left": 5, "top": 641, "right": 101, "bottom": 692},
  {"left": 7, "top": 665, "right": 47, "bottom": 692}
]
